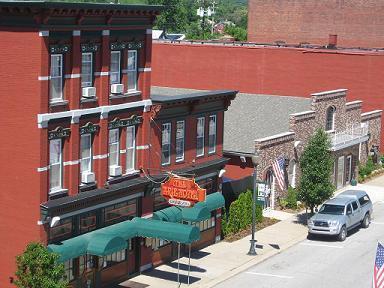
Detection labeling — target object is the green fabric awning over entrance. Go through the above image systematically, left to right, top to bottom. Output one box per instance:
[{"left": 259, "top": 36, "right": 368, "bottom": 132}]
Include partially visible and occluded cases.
[
  {"left": 196, "top": 192, "right": 225, "bottom": 212},
  {"left": 181, "top": 205, "right": 210, "bottom": 222},
  {"left": 152, "top": 206, "right": 182, "bottom": 222},
  {"left": 132, "top": 217, "right": 200, "bottom": 244},
  {"left": 87, "top": 233, "right": 127, "bottom": 257},
  {"left": 47, "top": 235, "right": 89, "bottom": 262}
]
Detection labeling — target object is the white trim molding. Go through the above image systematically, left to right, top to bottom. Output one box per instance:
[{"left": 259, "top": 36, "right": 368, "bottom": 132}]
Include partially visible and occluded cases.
[
  {"left": 102, "top": 30, "right": 110, "bottom": 36},
  {"left": 39, "top": 31, "right": 49, "bottom": 37},
  {"left": 138, "top": 67, "right": 152, "bottom": 72},
  {"left": 94, "top": 71, "right": 109, "bottom": 76},
  {"left": 64, "top": 74, "right": 81, "bottom": 79},
  {"left": 38, "top": 76, "right": 50, "bottom": 81},
  {"left": 37, "top": 99, "right": 152, "bottom": 128},
  {"left": 136, "top": 145, "right": 150, "bottom": 150},
  {"left": 93, "top": 154, "right": 108, "bottom": 160},
  {"left": 63, "top": 160, "right": 80, "bottom": 166},
  {"left": 37, "top": 166, "right": 49, "bottom": 172}
]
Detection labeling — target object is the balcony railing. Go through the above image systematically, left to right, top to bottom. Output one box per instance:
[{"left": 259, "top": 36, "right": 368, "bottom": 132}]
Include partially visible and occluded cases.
[{"left": 329, "top": 123, "right": 369, "bottom": 151}]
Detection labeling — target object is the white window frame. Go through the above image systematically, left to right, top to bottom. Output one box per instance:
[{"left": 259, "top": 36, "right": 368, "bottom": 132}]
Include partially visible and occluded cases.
[
  {"left": 127, "top": 50, "right": 138, "bottom": 92},
  {"left": 110, "top": 51, "right": 121, "bottom": 85},
  {"left": 81, "top": 52, "right": 93, "bottom": 88},
  {"left": 50, "top": 54, "right": 63, "bottom": 102},
  {"left": 208, "top": 115, "right": 217, "bottom": 154},
  {"left": 197, "top": 117, "right": 205, "bottom": 157},
  {"left": 176, "top": 120, "right": 185, "bottom": 162},
  {"left": 162, "top": 123, "right": 171, "bottom": 165},
  {"left": 126, "top": 126, "right": 136, "bottom": 173},
  {"left": 109, "top": 129, "right": 120, "bottom": 169},
  {"left": 80, "top": 134, "right": 92, "bottom": 174},
  {"left": 49, "top": 138, "right": 63, "bottom": 192}
]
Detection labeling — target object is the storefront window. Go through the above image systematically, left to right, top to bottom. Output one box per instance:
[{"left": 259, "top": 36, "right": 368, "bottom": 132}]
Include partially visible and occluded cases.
[
  {"left": 197, "top": 177, "right": 215, "bottom": 194},
  {"left": 153, "top": 188, "right": 168, "bottom": 211},
  {"left": 103, "top": 200, "right": 137, "bottom": 225},
  {"left": 79, "top": 212, "right": 97, "bottom": 234},
  {"left": 194, "top": 216, "right": 215, "bottom": 232},
  {"left": 49, "top": 217, "right": 73, "bottom": 241},
  {"left": 147, "top": 238, "right": 170, "bottom": 250},
  {"left": 99, "top": 249, "right": 127, "bottom": 269},
  {"left": 79, "top": 254, "right": 94, "bottom": 274},
  {"left": 63, "top": 259, "right": 74, "bottom": 282}
]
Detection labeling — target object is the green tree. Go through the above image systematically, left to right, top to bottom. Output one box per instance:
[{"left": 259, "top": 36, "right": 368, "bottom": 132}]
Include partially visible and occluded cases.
[
  {"left": 148, "top": 0, "right": 189, "bottom": 33},
  {"left": 298, "top": 128, "right": 335, "bottom": 213},
  {"left": 15, "top": 242, "right": 67, "bottom": 288}
]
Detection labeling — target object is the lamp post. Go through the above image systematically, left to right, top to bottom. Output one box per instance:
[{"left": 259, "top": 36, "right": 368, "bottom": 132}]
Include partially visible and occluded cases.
[{"left": 248, "top": 152, "right": 260, "bottom": 255}]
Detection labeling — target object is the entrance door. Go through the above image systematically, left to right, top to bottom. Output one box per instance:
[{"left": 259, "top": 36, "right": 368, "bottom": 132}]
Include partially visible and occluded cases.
[
  {"left": 345, "top": 155, "right": 352, "bottom": 184},
  {"left": 337, "top": 156, "right": 345, "bottom": 189}
]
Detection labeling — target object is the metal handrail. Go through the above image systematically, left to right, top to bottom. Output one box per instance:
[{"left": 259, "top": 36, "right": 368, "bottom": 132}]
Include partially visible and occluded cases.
[{"left": 331, "top": 123, "right": 368, "bottom": 147}]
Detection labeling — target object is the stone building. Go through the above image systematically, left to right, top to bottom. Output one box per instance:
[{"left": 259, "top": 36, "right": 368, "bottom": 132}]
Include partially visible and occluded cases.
[{"left": 224, "top": 89, "right": 382, "bottom": 208}]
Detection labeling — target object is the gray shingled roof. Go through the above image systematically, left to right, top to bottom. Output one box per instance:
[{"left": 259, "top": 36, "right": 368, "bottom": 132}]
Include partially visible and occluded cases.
[
  {"left": 150, "top": 86, "right": 311, "bottom": 155},
  {"left": 224, "top": 93, "right": 311, "bottom": 154}
]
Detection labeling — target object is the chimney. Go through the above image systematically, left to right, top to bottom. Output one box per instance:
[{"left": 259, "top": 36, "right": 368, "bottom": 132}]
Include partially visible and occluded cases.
[{"left": 328, "top": 34, "right": 337, "bottom": 48}]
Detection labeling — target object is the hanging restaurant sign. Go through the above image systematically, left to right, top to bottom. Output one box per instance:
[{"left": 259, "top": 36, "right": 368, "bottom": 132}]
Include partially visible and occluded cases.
[
  {"left": 108, "top": 115, "right": 143, "bottom": 130},
  {"left": 80, "top": 122, "right": 99, "bottom": 135},
  {"left": 48, "top": 126, "right": 71, "bottom": 140},
  {"left": 161, "top": 176, "right": 206, "bottom": 207}
]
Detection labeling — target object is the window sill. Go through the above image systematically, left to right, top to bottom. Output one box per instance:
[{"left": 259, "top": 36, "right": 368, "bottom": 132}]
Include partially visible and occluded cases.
[
  {"left": 109, "top": 90, "right": 142, "bottom": 99},
  {"left": 81, "top": 97, "right": 98, "bottom": 103},
  {"left": 50, "top": 100, "right": 69, "bottom": 107},
  {"left": 175, "top": 159, "right": 185, "bottom": 164},
  {"left": 107, "top": 170, "right": 140, "bottom": 184},
  {"left": 124, "top": 170, "right": 140, "bottom": 176},
  {"left": 49, "top": 188, "right": 68, "bottom": 198}
]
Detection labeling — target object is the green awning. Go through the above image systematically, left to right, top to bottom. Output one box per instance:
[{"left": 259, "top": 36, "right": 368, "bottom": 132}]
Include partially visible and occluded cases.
[
  {"left": 196, "top": 192, "right": 225, "bottom": 212},
  {"left": 181, "top": 205, "right": 210, "bottom": 222},
  {"left": 152, "top": 206, "right": 182, "bottom": 222},
  {"left": 132, "top": 217, "right": 200, "bottom": 244},
  {"left": 100, "top": 220, "right": 137, "bottom": 240},
  {"left": 87, "top": 233, "right": 127, "bottom": 256},
  {"left": 48, "top": 235, "right": 89, "bottom": 262}
]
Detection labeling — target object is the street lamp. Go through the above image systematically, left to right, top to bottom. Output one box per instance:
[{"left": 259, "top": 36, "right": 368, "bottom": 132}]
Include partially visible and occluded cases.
[{"left": 248, "top": 151, "right": 260, "bottom": 255}]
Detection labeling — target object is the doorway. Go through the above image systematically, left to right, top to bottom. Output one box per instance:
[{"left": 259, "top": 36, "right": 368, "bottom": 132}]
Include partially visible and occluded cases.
[
  {"left": 345, "top": 155, "right": 352, "bottom": 184},
  {"left": 337, "top": 156, "right": 345, "bottom": 189}
]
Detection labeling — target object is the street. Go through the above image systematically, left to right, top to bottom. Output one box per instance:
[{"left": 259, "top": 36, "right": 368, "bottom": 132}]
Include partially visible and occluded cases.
[{"left": 216, "top": 201, "right": 384, "bottom": 288}]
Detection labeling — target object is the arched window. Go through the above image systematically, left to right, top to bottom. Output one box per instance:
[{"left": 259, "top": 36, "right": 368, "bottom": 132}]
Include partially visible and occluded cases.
[
  {"left": 326, "top": 106, "right": 336, "bottom": 131},
  {"left": 288, "top": 159, "right": 296, "bottom": 188}
]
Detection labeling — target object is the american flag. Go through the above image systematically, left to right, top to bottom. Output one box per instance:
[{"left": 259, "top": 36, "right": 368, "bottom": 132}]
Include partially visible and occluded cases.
[
  {"left": 272, "top": 157, "right": 286, "bottom": 191},
  {"left": 374, "top": 242, "right": 384, "bottom": 288}
]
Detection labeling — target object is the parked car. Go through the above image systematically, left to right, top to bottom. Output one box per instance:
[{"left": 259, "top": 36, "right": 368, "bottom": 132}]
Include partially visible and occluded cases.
[{"left": 307, "top": 191, "right": 372, "bottom": 241}]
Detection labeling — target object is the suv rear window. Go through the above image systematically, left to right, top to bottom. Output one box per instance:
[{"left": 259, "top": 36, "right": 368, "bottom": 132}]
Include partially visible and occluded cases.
[{"left": 359, "top": 195, "right": 370, "bottom": 206}]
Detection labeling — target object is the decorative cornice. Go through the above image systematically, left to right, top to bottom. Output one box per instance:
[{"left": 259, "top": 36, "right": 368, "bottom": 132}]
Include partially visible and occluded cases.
[
  {"left": 110, "top": 41, "right": 144, "bottom": 51},
  {"left": 81, "top": 43, "right": 99, "bottom": 53},
  {"left": 49, "top": 44, "right": 70, "bottom": 54},
  {"left": 311, "top": 89, "right": 347, "bottom": 103},
  {"left": 346, "top": 100, "right": 363, "bottom": 111},
  {"left": 289, "top": 110, "right": 315, "bottom": 123},
  {"left": 361, "top": 110, "right": 383, "bottom": 121},
  {"left": 108, "top": 115, "right": 143, "bottom": 130},
  {"left": 80, "top": 122, "right": 100, "bottom": 135},
  {"left": 48, "top": 126, "right": 71, "bottom": 140},
  {"left": 255, "top": 132, "right": 295, "bottom": 149}
]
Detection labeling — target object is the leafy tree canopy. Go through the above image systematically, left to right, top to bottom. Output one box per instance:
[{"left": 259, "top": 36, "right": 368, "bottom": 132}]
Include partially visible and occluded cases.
[
  {"left": 298, "top": 128, "right": 335, "bottom": 213},
  {"left": 14, "top": 242, "right": 67, "bottom": 288}
]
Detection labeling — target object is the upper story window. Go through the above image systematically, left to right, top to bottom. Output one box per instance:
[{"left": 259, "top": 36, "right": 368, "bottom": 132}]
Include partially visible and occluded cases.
[
  {"left": 127, "top": 50, "right": 138, "bottom": 92},
  {"left": 110, "top": 51, "right": 121, "bottom": 85},
  {"left": 81, "top": 53, "right": 93, "bottom": 88},
  {"left": 50, "top": 54, "right": 63, "bottom": 102},
  {"left": 326, "top": 106, "right": 336, "bottom": 131},
  {"left": 208, "top": 115, "right": 217, "bottom": 154},
  {"left": 197, "top": 117, "right": 205, "bottom": 157},
  {"left": 176, "top": 121, "right": 185, "bottom": 162},
  {"left": 162, "top": 123, "right": 171, "bottom": 165},
  {"left": 126, "top": 126, "right": 136, "bottom": 172},
  {"left": 109, "top": 129, "right": 120, "bottom": 176},
  {"left": 80, "top": 134, "right": 92, "bottom": 175},
  {"left": 49, "top": 138, "right": 62, "bottom": 193}
]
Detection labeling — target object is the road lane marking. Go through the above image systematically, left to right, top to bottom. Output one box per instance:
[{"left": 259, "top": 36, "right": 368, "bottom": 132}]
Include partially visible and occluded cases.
[
  {"left": 299, "top": 242, "right": 344, "bottom": 249},
  {"left": 245, "top": 272, "right": 294, "bottom": 279}
]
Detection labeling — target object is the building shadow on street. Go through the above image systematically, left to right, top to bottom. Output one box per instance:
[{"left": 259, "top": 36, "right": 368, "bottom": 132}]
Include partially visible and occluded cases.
[
  {"left": 189, "top": 250, "right": 211, "bottom": 260},
  {"left": 166, "top": 262, "right": 206, "bottom": 272},
  {"left": 143, "top": 268, "right": 201, "bottom": 284}
]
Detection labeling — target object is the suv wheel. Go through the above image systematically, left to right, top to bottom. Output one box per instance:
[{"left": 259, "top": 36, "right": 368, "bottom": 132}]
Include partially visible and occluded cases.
[
  {"left": 361, "top": 213, "right": 370, "bottom": 228},
  {"left": 338, "top": 225, "right": 347, "bottom": 242}
]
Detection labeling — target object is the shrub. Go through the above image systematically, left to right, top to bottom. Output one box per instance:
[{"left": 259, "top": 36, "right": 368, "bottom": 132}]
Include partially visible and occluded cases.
[{"left": 286, "top": 186, "right": 298, "bottom": 209}]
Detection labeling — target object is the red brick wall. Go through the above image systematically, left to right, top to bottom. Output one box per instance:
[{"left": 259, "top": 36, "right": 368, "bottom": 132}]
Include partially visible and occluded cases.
[
  {"left": 248, "top": 0, "right": 384, "bottom": 48},
  {"left": 0, "top": 30, "right": 42, "bottom": 288},
  {"left": 152, "top": 42, "right": 384, "bottom": 150}
]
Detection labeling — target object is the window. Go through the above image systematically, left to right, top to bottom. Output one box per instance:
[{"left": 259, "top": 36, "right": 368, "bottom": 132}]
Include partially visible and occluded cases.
[
  {"left": 127, "top": 50, "right": 138, "bottom": 92},
  {"left": 110, "top": 51, "right": 121, "bottom": 85},
  {"left": 81, "top": 53, "right": 93, "bottom": 88},
  {"left": 50, "top": 54, "right": 63, "bottom": 102},
  {"left": 326, "top": 106, "right": 336, "bottom": 131},
  {"left": 208, "top": 115, "right": 216, "bottom": 154},
  {"left": 197, "top": 117, "right": 205, "bottom": 157},
  {"left": 176, "top": 121, "right": 185, "bottom": 162},
  {"left": 162, "top": 123, "right": 171, "bottom": 165},
  {"left": 126, "top": 126, "right": 136, "bottom": 172},
  {"left": 109, "top": 129, "right": 120, "bottom": 168},
  {"left": 80, "top": 134, "right": 92, "bottom": 174},
  {"left": 49, "top": 139, "right": 62, "bottom": 192},
  {"left": 288, "top": 160, "right": 296, "bottom": 188},
  {"left": 153, "top": 188, "right": 168, "bottom": 210},
  {"left": 359, "top": 195, "right": 370, "bottom": 206},
  {"left": 103, "top": 200, "right": 137, "bottom": 225},
  {"left": 352, "top": 201, "right": 359, "bottom": 211},
  {"left": 346, "top": 204, "right": 352, "bottom": 214},
  {"left": 79, "top": 211, "right": 97, "bottom": 234},
  {"left": 194, "top": 216, "right": 215, "bottom": 232},
  {"left": 49, "top": 218, "right": 72, "bottom": 241},
  {"left": 148, "top": 238, "right": 170, "bottom": 250},
  {"left": 100, "top": 249, "right": 127, "bottom": 269},
  {"left": 79, "top": 255, "right": 94, "bottom": 274},
  {"left": 63, "top": 260, "right": 74, "bottom": 282}
]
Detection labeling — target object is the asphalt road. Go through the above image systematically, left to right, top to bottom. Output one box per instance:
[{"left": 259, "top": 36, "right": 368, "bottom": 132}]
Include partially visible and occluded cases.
[{"left": 216, "top": 201, "right": 384, "bottom": 288}]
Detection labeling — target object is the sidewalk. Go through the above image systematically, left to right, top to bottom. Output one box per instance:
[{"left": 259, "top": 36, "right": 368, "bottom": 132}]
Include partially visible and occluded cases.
[{"left": 120, "top": 175, "right": 384, "bottom": 288}]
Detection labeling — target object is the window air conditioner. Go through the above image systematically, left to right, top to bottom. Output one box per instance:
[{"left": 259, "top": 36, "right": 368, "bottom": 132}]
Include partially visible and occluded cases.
[
  {"left": 111, "top": 84, "right": 124, "bottom": 94},
  {"left": 82, "top": 87, "right": 96, "bottom": 98},
  {"left": 109, "top": 165, "right": 122, "bottom": 177},
  {"left": 81, "top": 171, "right": 95, "bottom": 184}
]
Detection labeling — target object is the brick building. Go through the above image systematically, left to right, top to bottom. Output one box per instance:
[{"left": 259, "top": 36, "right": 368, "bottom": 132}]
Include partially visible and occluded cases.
[
  {"left": 247, "top": 0, "right": 384, "bottom": 47},
  {"left": 0, "top": 2, "right": 236, "bottom": 288},
  {"left": 224, "top": 89, "right": 381, "bottom": 208}
]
